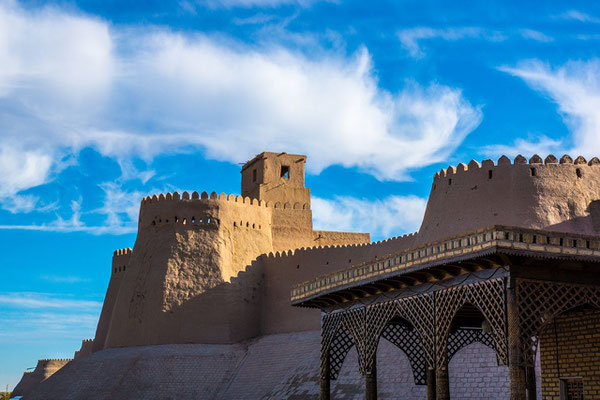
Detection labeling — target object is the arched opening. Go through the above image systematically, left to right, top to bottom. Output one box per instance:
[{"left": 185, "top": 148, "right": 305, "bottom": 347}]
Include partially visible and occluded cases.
[
  {"left": 446, "top": 302, "right": 510, "bottom": 399},
  {"left": 374, "top": 316, "right": 428, "bottom": 398}
]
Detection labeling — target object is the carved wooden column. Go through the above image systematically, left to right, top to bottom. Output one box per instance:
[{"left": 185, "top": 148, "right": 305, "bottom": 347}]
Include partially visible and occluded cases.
[
  {"left": 507, "top": 279, "right": 527, "bottom": 400},
  {"left": 320, "top": 351, "right": 330, "bottom": 400},
  {"left": 365, "top": 352, "right": 377, "bottom": 400},
  {"left": 426, "top": 367, "right": 436, "bottom": 400}
]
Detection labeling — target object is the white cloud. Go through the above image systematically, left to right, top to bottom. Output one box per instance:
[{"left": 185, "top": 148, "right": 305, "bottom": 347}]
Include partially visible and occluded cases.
[
  {"left": 184, "top": 0, "right": 322, "bottom": 9},
  {"left": 0, "top": 2, "right": 481, "bottom": 217},
  {"left": 557, "top": 10, "right": 600, "bottom": 24},
  {"left": 398, "top": 26, "right": 555, "bottom": 58},
  {"left": 397, "top": 27, "right": 499, "bottom": 58},
  {"left": 519, "top": 29, "right": 553, "bottom": 43},
  {"left": 497, "top": 60, "right": 600, "bottom": 158},
  {"left": 482, "top": 136, "right": 563, "bottom": 159},
  {"left": 311, "top": 195, "right": 427, "bottom": 239},
  {"left": 40, "top": 275, "right": 91, "bottom": 284},
  {"left": 0, "top": 292, "right": 102, "bottom": 310}
]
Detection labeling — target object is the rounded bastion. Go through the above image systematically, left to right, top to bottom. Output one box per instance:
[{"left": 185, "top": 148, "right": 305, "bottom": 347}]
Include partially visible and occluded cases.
[{"left": 418, "top": 154, "right": 600, "bottom": 244}]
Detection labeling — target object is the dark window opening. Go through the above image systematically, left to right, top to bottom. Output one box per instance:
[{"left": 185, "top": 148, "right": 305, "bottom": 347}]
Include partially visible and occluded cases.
[
  {"left": 281, "top": 165, "right": 290, "bottom": 179},
  {"left": 252, "top": 168, "right": 257, "bottom": 182},
  {"left": 531, "top": 168, "right": 536, "bottom": 177},
  {"left": 576, "top": 168, "right": 582, "bottom": 179},
  {"left": 488, "top": 170, "right": 493, "bottom": 179},
  {"left": 448, "top": 178, "right": 452, "bottom": 185},
  {"left": 532, "top": 235, "right": 537, "bottom": 244},
  {"left": 560, "top": 238, "right": 564, "bottom": 246},
  {"left": 586, "top": 240, "right": 590, "bottom": 249},
  {"left": 296, "top": 265, "right": 300, "bottom": 269},
  {"left": 560, "top": 377, "right": 584, "bottom": 400}
]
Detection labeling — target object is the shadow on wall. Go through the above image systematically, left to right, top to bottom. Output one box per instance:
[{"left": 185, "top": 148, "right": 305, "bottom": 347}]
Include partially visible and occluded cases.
[
  {"left": 589, "top": 200, "right": 600, "bottom": 232},
  {"left": 166, "top": 259, "right": 266, "bottom": 344}
]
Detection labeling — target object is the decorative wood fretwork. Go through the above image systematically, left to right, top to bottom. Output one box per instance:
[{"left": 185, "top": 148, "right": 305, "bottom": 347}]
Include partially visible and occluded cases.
[
  {"left": 434, "top": 278, "right": 508, "bottom": 367},
  {"left": 516, "top": 279, "right": 600, "bottom": 366},
  {"left": 381, "top": 322, "right": 427, "bottom": 385},
  {"left": 447, "top": 328, "right": 497, "bottom": 363}
]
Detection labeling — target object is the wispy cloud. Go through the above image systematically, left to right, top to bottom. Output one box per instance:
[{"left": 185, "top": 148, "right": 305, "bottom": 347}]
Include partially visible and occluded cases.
[
  {"left": 0, "top": 0, "right": 482, "bottom": 218},
  {"left": 183, "top": 0, "right": 324, "bottom": 10},
  {"left": 557, "top": 10, "right": 600, "bottom": 24},
  {"left": 398, "top": 26, "right": 553, "bottom": 58},
  {"left": 397, "top": 27, "right": 503, "bottom": 58},
  {"left": 519, "top": 29, "right": 553, "bottom": 43},
  {"left": 492, "top": 59, "right": 600, "bottom": 158},
  {"left": 312, "top": 195, "right": 427, "bottom": 240},
  {"left": 40, "top": 275, "right": 91, "bottom": 284},
  {"left": 0, "top": 292, "right": 102, "bottom": 310}
]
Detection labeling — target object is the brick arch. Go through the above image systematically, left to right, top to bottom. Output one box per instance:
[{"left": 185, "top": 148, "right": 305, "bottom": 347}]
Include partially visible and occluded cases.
[{"left": 516, "top": 279, "right": 600, "bottom": 365}]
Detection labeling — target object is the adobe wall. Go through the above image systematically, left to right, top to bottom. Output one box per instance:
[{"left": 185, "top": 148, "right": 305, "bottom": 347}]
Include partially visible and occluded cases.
[
  {"left": 418, "top": 155, "right": 600, "bottom": 243},
  {"left": 104, "top": 192, "right": 275, "bottom": 347},
  {"left": 259, "top": 233, "right": 417, "bottom": 334},
  {"left": 92, "top": 248, "right": 131, "bottom": 352},
  {"left": 539, "top": 308, "right": 600, "bottom": 399},
  {"left": 74, "top": 339, "right": 93, "bottom": 359},
  {"left": 11, "top": 359, "right": 71, "bottom": 398}
]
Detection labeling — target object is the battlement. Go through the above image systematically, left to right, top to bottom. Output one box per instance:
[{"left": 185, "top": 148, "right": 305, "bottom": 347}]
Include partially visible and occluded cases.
[
  {"left": 420, "top": 153, "right": 600, "bottom": 244},
  {"left": 434, "top": 154, "right": 600, "bottom": 181},
  {"left": 141, "top": 191, "right": 310, "bottom": 210},
  {"left": 261, "top": 232, "right": 416, "bottom": 259},
  {"left": 112, "top": 248, "right": 132, "bottom": 275},
  {"left": 113, "top": 248, "right": 132, "bottom": 257}
]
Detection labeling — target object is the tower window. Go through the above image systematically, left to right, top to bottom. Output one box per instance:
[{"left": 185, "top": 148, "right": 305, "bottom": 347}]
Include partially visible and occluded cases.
[
  {"left": 281, "top": 166, "right": 290, "bottom": 179},
  {"left": 252, "top": 169, "right": 257, "bottom": 182}
]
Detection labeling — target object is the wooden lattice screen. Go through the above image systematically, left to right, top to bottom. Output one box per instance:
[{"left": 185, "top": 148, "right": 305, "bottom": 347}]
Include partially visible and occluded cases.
[{"left": 516, "top": 279, "right": 600, "bottom": 366}]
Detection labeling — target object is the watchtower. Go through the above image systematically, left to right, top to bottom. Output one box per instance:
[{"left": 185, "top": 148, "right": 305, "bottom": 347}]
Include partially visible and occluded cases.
[{"left": 241, "top": 152, "right": 311, "bottom": 206}]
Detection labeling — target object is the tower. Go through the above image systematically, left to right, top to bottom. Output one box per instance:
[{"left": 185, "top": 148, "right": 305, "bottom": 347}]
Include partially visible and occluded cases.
[{"left": 241, "top": 152, "right": 311, "bottom": 206}]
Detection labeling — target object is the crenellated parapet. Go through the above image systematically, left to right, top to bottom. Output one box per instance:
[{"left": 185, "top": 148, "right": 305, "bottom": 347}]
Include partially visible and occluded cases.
[
  {"left": 420, "top": 154, "right": 600, "bottom": 244},
  {"left": 433, "top": 154, "right": 600, "bottom": 182},
  {"left": 141, "top": 190, "right": 310, "bottom": 210},
  {"left": 138, "top": 191, "right": 310, "bottom": 232},
  {"left": 112, "top": 248, "right": 132, "bottom": 275}
]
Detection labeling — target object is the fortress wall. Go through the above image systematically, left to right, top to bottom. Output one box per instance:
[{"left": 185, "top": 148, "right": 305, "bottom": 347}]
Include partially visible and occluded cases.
[
  {"left": 418, "top": 155, "right": 600, "bottom": 244},
  {"left": 104, "top": 192, "right": 274, "bottom": 348},
  {"left": 270, "top": 206, "right": 314, "bottom": 251},
  {"left": 312, "top": 230, "right": 370, "bottom": 247},
  {"left": 259, "top": 233, "right": 418, "bottom": 334},
  {"left": 92, "top": 248, "right": 131, "bottom": 352},
  {"left": 74, "top": 339, "right": 93, "bottom": 359},
  {"left": 12, "top": 359, "right": 71, "bottom": 398}
]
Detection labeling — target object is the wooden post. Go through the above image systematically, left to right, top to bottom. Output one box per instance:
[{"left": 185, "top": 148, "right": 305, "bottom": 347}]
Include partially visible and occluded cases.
[
  {"left": 507, "top": 280, "right": 527, "bottom": 400},
  {"left": 320, "top": 351, "right": 330, "bottom": 400},
  {"left": 365, "top": 353, "right": 377, "bottom": 400},
  {"left": 435, "top": 361, "right": 450, "bottom": 400},
  {"left": 525, "top": 365, "right": 536, "bottom": 400},
  {"left": 426, "top": 366, "right": 436, "bottom": 400}
]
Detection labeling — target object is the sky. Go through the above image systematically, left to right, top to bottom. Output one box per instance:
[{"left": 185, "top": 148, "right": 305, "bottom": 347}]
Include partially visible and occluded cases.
[{"left": 1, "top": 0, "right": 600, "bottom": 390}]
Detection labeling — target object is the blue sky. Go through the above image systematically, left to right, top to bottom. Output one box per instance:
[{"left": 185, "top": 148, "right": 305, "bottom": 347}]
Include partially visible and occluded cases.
[{"left": 1, "top": 0, "right": 600, "bottom": 390}]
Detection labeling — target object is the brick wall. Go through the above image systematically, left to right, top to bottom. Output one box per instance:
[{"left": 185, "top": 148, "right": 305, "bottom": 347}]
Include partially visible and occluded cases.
[{"left": 539, "top": 308, "right": 600, "bottom": 399}]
